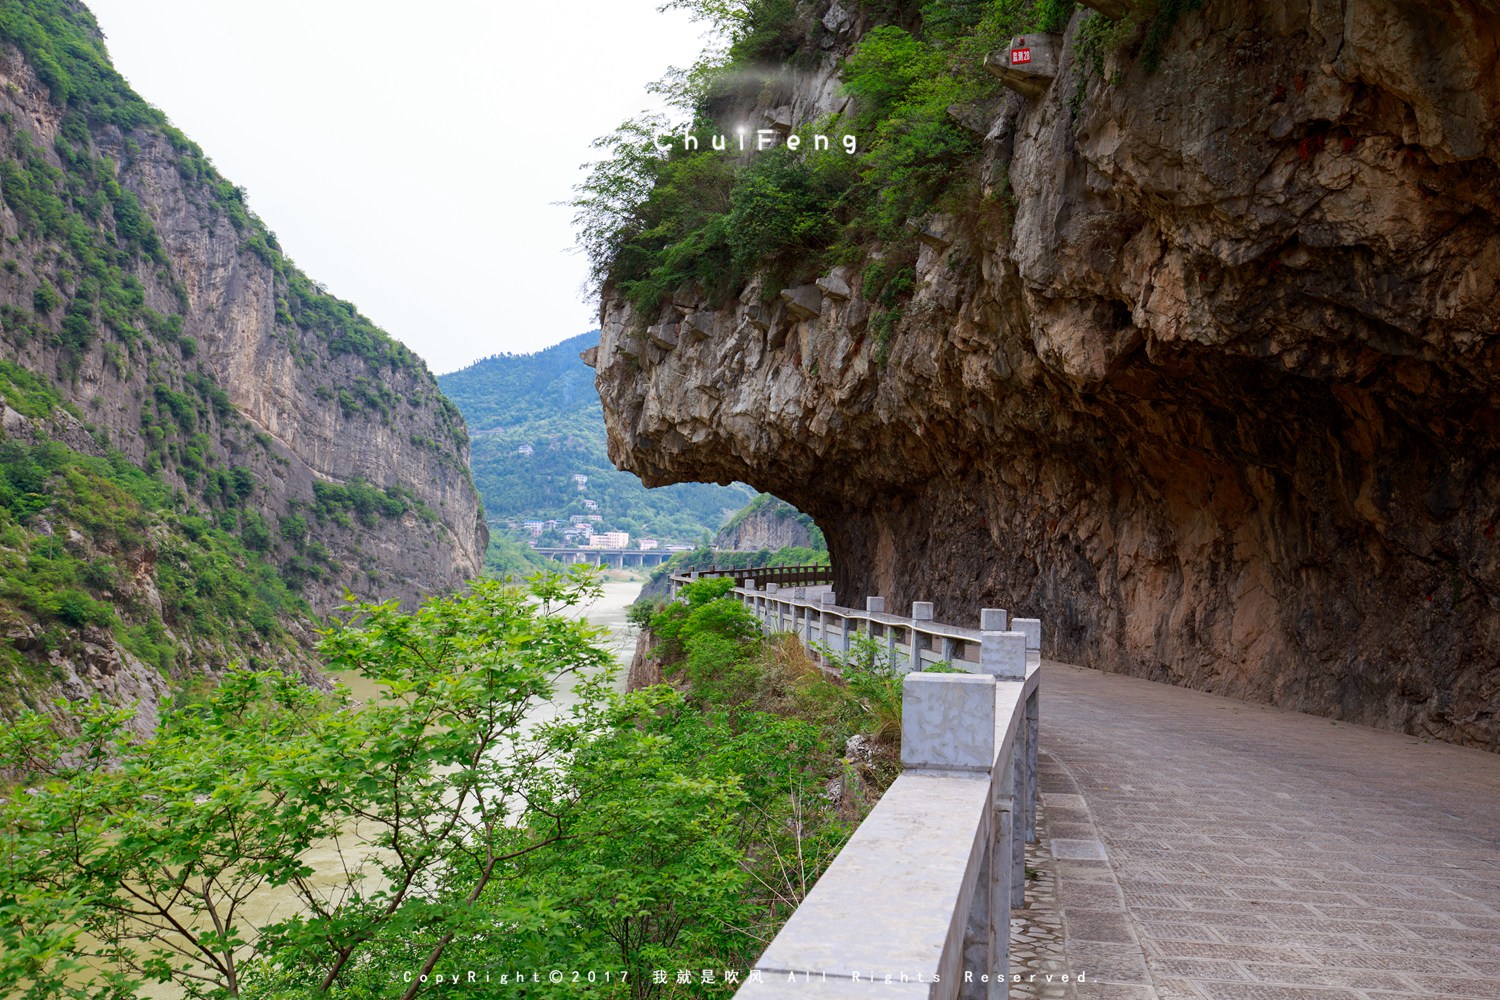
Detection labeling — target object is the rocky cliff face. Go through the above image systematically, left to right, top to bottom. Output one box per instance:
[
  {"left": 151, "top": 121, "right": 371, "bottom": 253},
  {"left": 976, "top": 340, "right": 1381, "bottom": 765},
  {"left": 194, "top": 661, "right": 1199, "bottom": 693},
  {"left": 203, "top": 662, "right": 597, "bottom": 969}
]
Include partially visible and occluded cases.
[
  {"left": 595, "top": 0, "right": 1500, "bottom": 749},
  {"left": 0, "top": 12, "right": 485, "bottom": 724},
  {"left": 0, "top": 45, "right": 484, "bottom": 611},
  {"left": 716, "top": 496, "right": 822, "bottom": 551}
]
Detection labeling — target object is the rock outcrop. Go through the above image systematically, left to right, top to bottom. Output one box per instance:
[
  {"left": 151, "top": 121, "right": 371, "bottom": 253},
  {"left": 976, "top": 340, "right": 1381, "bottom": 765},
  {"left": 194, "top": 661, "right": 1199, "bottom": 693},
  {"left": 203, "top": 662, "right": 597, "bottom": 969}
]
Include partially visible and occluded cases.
[
  {"left": 595, "top": 0, "right": 1500, "bottom": 749},
  {"left": 0, "top": 10, "right": 485, "bottom": 724},
  {"left": 0, "top": 42, "right": 485, "bottom": 613},
  {"left": 716, "top": 495, "right": 822, "bottom": 552}
]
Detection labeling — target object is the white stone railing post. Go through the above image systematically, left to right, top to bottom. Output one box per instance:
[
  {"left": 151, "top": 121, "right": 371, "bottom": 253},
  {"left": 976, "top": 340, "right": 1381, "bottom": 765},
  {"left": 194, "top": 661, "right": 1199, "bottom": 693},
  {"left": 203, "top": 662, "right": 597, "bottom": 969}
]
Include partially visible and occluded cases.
[
  {"left": 828, "top": 590, "right": 840, "bottom": 653},
  {"left": 863, "top": 596, "right": 882, "bottom": 664},
  {"left": 910, "top": 601, "right": 934, "bottom": 673},
  {"left": 883, "top": 604, "right": 898, "bottom": 667},
  {"left": 978, "top": 611, "right": 1038, "bottom": 929},
  {"left": 1012, "top": 617, "right": 1042, "bottom": 845},
  {"left": 1013, "top": 617, "right": 1042, "bottom": 668},
  {"left": 979, "top": 627, "right": 1027, "bottom": 680},
  {"left": 901, "top": 671, "right": 996, "bottom": 769},
  {"left": 904, "top": 672, "right": 1003, "bottom": 998},
  {"left": 1011, "top": 731, "right": 1026, "bottom": 900},
  {"left": 993, "top": 735, "right": 1017, "bottom": 999}
]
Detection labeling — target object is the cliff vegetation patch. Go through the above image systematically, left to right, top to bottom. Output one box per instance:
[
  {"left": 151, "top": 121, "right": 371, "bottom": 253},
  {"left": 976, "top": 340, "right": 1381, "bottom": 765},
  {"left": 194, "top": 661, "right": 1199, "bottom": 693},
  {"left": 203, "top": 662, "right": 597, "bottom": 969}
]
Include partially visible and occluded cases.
[
  {"left": 574, "top": 0, "right": 1084, "bottom": 320},
  {"left": 0, "top": 434, "right": 308, "bottom": 706}
]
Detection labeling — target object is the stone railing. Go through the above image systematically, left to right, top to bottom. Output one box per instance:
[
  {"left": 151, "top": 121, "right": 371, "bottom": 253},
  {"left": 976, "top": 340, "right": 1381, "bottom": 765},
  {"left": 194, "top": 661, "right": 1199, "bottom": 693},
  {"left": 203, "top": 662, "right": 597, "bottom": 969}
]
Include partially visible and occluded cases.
[{"left": 669, "top": 574, "right": 1042, "bottom": 999}]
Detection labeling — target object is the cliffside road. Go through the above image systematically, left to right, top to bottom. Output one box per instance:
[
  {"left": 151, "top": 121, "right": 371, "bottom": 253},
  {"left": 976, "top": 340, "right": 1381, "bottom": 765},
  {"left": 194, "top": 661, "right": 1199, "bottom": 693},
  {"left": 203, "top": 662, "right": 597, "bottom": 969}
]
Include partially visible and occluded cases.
[{"left": 1029, "top": 663, "right": 1500, "bottom": 1000}]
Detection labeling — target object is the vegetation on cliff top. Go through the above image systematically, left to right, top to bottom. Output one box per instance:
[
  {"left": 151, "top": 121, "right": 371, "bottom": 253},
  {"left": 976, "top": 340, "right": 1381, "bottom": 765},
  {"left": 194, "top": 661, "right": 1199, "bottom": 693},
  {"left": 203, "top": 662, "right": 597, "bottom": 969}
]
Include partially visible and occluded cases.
[
  {"left": 574, "top": 0, "right": 1081, "bottom": 320},
  {"left": 575, "top": 0, "right": 1201, "bottom": 328}
]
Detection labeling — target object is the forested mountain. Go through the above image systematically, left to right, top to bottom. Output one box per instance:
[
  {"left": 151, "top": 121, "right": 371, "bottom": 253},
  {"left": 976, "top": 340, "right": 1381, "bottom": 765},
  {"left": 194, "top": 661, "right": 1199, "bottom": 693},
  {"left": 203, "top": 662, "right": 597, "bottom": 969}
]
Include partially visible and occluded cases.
[
  {"left": 0, "top": 2, "right": 484, "bottom": 725},
  {"left": 440, "top": 332, "right": 754, "bottom": 547}
]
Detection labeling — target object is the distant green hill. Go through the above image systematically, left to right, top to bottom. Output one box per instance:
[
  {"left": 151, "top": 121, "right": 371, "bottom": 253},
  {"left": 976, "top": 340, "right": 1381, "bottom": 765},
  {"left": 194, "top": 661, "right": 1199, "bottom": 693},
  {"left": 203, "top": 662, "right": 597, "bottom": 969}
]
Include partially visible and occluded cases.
[{"left": 439, "top": 333, "right": 754, "bottom": 551}]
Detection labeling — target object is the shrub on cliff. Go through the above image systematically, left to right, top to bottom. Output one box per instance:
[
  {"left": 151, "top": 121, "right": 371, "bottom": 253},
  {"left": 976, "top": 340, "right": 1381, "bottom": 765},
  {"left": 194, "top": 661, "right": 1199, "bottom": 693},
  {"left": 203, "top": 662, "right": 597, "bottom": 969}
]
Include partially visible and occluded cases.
[
  {"left": 573, "top": 0, "right": 1060, "bottom": 317},
  {"left": 0, "top": 437, "right": 306, "bottom": 676}
]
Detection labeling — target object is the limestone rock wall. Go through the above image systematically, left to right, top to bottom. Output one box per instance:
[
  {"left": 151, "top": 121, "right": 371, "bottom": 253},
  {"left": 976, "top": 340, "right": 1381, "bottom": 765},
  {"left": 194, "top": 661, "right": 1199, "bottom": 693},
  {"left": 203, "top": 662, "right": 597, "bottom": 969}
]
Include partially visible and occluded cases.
[
  {"left": 595, "top": 0, "right": 1500, "bottom": 749},
  {"left": 0, "top": 45, "right": 486, "bottom": 614},
  {"left": 716, "top": 497, "right": 821, "bottom": 551}
]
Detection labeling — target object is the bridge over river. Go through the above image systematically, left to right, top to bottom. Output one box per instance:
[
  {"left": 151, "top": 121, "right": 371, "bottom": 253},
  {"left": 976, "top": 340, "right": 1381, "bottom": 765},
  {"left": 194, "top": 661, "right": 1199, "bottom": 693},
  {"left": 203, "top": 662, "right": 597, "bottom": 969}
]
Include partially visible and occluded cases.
[
  {"left": 532, "top": 546, "right": 674, "bottom": 568},
  {"left": 675, "top": 567, "right": 1500, "bottom": 1000}
]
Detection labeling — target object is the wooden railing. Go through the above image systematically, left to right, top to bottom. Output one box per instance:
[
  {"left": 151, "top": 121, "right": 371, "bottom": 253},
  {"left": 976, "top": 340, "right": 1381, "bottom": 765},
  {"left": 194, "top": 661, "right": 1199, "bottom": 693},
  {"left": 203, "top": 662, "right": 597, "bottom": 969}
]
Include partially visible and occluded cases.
[
  {"left": 680, "top": 564, "right": 835, "bottom": 590},
  {"left": 669, "top": 573, "right": 1042, "bottom": 998}
]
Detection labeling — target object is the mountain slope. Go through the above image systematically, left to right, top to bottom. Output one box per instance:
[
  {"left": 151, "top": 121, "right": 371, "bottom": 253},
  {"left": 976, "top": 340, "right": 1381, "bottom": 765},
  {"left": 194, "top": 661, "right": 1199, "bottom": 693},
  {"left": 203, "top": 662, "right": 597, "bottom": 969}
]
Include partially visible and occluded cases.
[
  {"left": 0, "top": 1, "right": 485, "bottom": 725},
  {"left": 440, "top": 333, "right": 753, "bottom": 546},
  {"left": 715, "top": 493, "right": 825, "bottom": 552}
]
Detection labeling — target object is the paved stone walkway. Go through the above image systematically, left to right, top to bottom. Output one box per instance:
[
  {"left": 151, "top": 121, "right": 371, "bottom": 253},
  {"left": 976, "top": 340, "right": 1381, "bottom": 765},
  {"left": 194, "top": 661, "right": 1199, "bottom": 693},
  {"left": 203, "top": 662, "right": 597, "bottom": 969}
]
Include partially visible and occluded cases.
[
  {"left": 1025, "top": 661, "right": 1500, "bottom": 1000},
  {"left": 1008, "top": 797, "right": 1072, "bottom": 998}
]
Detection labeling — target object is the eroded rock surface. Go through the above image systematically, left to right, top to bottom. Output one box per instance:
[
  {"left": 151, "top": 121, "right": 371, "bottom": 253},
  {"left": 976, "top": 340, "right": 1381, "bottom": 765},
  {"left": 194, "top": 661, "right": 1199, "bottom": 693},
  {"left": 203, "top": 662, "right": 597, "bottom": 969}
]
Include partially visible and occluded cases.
[
  {"left": 596, "top": 0, "right": 1500, "bottom": 749},
  {"left": 0, "top": 46, "right": 487, "bottom": 613},
  {"left": 717, "top": 496, "right": 822, "bottom": 552}
]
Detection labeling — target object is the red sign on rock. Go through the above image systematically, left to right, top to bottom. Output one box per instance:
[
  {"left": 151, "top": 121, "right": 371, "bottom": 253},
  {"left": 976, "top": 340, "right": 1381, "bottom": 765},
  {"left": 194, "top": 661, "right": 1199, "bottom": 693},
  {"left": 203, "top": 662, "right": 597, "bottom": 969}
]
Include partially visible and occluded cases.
[{"left": 1011, "top": 47, "right": 1032, "bottom": 64}]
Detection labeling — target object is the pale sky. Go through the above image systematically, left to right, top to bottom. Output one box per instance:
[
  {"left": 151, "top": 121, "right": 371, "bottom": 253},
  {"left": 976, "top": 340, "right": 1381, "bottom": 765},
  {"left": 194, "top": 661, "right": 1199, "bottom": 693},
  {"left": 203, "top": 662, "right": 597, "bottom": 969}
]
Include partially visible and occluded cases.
[{"left": 84, "top": 1, "right": 710, "bottom": 374}]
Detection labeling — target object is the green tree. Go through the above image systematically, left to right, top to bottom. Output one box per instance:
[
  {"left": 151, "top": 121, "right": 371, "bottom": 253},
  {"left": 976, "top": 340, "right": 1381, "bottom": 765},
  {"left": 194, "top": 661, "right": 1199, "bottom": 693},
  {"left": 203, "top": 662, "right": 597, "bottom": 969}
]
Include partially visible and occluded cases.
[
  {"left": 840, "top": 25, "right": 942, "bottom": 128},
  {"left": 31, "top": 280, "right": 61, "bottom": 315},
  {"left": 1, "top": 570, "right": 871, "bottom": 1000},
  {"left": 0, "top": 571, "right": 613, "bottom": 1000},
  {"left": 497, "top": 686, "right": 760, "bottom": 1000}
]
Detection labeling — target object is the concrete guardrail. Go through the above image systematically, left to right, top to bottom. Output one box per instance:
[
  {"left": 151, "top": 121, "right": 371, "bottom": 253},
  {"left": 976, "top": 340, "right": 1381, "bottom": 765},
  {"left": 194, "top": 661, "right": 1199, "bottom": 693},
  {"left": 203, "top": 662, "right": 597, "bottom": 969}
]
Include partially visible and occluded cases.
[{"left": 669, "top": 572, "right": 1042, "bottom": 999}]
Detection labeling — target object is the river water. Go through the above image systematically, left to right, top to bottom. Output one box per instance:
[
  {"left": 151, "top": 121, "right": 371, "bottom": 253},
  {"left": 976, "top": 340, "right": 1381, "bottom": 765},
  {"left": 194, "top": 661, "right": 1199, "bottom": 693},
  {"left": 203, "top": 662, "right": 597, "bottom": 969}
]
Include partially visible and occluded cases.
[
  {"left": 122, "top": 576, "right": 645, "bottom": 998},
  {"left": 335, "top": 577, "right": 641, "bottom": 706}
]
